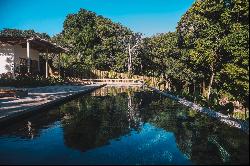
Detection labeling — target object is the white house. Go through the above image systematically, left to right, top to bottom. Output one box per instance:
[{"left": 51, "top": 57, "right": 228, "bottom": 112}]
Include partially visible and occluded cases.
[{"left": 0, "top": 36, "right": 67, "bottom": 77}]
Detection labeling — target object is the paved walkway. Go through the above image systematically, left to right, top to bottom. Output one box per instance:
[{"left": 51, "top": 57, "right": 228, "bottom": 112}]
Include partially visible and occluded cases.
[{"left": 0, "top": 85, "right": 103, "bottom": 124}]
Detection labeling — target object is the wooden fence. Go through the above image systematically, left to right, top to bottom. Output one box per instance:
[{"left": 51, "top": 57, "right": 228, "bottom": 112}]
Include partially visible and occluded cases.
[{"left": 90, "top": 69, "right": 171, "bottom": 90}]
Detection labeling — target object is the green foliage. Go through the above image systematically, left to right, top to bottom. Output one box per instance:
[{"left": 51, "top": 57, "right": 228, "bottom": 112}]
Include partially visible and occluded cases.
[
  {"left": 177, "top": 0, "right": 249, "bottom": 104},
  {"left": 53, "top": 1, "right": 248, "bottom": 108},
  {"left": 3, "top": 2, "right": 246, "bottom": 109},
  {"left": 53, "top": 8, "right": 134, "bottom": 73},
  {"left": 0, "top": 28, "right": 50, "bottom": 39},
  {"left": 142, "top": 32, "right": 197, "bottom": 91},
  {"left": 0, "top": 73, "right": 64, "bottom": 87}
]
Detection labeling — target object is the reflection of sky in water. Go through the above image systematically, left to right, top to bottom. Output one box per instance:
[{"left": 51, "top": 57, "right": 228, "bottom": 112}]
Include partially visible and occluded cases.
[
  {"left": 0, "top": 122, "right": 192, "bottom": 165},
  {"left": 74, "top": 123, "right": 192, "bottom": 165}
]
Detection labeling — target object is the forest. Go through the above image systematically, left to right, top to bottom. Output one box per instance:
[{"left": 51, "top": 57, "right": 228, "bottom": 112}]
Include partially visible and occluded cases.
[{"left": 0, "top": 0, "right": 249, "bottom": 111}]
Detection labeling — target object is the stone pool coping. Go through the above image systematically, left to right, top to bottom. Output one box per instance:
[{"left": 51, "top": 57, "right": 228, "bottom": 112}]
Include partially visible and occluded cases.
[
  {"left": 0, "top": 84, "right": 106, "bottom": 127},
  {"left": 149, "top": 87, "right": 249, "bottom": 134}
]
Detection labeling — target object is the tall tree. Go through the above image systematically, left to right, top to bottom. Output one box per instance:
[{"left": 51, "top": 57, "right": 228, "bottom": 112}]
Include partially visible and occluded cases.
[
  {"left": 177, "top": 0, "right": 249, "bottom": 101},
  {"left": 219, "top": 0, "right": 249, "bottom": 105},
  {"left": 55, "top": 8, "right": 134, "bottom": 73},
  {"left": 143, "top": 32, "right": 196, "bottom": 91},
  {"left": 122, "top": 33, "right": 143, "bottom": 75}
]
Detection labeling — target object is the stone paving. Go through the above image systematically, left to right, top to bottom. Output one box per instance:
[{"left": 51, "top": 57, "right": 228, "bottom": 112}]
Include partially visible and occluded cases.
[{"left": 0, "top": 85, "right": 103, "bottom": 123}]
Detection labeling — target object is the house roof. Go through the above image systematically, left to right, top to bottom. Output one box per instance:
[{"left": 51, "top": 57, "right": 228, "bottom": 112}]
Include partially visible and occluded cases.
[{"left": 0, "top": 36, "right": 68, "bottom": 54}]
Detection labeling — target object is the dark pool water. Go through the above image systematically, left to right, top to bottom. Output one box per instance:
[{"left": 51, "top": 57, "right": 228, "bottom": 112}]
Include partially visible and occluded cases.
[{"left": 0, "top": 87, "right": 249, "bottom": 165}]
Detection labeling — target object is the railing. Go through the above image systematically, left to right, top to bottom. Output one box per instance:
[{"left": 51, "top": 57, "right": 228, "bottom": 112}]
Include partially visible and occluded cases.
[{"left": 69, "top": 78, "right": 144, "bottom": 86}]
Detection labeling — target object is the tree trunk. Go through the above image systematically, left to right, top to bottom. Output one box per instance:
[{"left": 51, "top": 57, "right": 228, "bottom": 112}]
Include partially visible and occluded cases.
[
  {"left": 128, "top": 43, "right": 132, "bottom": 73},
  {"left": 207, "top": 71, "right": 215, "bottom": 100},
  {"left": 202, "top": 80, "right": 206, "bottom": 97},
  {"left": 193, "top": 83, "right": 196, "bottom": 95},
  {"left": 193, "top": 83, "right": 196, "bottom": 102}
]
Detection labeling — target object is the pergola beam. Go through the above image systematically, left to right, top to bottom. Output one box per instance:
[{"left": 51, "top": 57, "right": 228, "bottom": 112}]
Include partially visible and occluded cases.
[{"left": 0, "top": 36, "right": 68, "bottom": 53}]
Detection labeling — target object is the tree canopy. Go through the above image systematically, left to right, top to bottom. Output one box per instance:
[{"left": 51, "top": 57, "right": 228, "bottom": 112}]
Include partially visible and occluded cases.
[
  {"left": 177, "top": 0, "right": 249, "bottom": 103},
  {"left": 1, "top": 1, "right": 248, "bottom": 107},
  {"left": 53, "top": 3, "right": 249, "bottom": 105},
  {"left": 52, "top": 9, "right": 138, "bottom": 73},
  {"left": 0, "top": 28, "right": 50, "bottom": 39}
]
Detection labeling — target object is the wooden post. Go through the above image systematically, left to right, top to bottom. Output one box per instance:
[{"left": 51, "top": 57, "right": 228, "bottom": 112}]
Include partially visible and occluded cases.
[
  {"left": 27, "top": 40, "right": 30, "bottom": 73},
  {"left": 46, "top": 50, "right": 48, "bottom": 78},
  {"left": 12, "top": 52, "right": 15, "bottom": 78},
  {"left": 38, "top": 55, "right": 40, "bottom": 73}
]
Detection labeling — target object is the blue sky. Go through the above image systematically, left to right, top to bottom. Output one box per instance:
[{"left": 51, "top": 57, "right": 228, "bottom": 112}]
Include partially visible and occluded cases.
[{"left": 0, "top": 0, "right": 195, "bottom": 37}]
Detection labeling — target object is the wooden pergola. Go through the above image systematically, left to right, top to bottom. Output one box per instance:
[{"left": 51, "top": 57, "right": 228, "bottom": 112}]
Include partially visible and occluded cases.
[{"left": 0, "top": 36, "right": 68, "bottom": 78}]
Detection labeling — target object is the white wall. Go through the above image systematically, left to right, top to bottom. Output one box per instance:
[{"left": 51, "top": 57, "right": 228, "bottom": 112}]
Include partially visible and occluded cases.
[
  {"left": 0, "top": 44, "right": 40, "bottom": 74},
  {"left": 0, "top": 44, "right": 15, "bottom": 74}
]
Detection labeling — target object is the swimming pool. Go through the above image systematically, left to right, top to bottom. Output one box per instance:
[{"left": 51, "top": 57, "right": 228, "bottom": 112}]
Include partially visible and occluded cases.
[{"left": 0, "top": 86, "right": 248, "bottom": 164}]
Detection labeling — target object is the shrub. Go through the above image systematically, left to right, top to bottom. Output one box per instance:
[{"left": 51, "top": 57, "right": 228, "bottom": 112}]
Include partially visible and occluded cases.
[{"left": 0, "top": 72, "right": 65, "bottom": 87}]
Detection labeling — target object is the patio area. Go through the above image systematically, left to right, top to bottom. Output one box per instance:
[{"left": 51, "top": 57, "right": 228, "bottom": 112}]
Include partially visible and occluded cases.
[{"left": 0, "top": 84, "right": 103, "bottom": 124}]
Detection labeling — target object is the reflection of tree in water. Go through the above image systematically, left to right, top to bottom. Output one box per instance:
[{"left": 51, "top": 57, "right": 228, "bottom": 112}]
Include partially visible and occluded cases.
[
  {"left": 0, "top": 87, "right": 144, "bottom": 150},
  {"left": 61, "top": 89, "right": 143, "bottom": 152},
  {"left": 127, "top": 90, "right": 142, "bottom": 130},
  {"left": 143, "top": 97, "right": 249, "bottom": 165},
  {"left": 0, "top": 109, "right": 61, "bottom": 139},
  {"left": 182, "top": 116, "right": 248, "bottom": 165}
]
